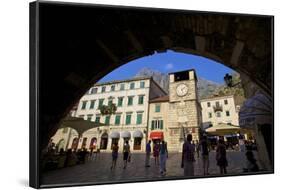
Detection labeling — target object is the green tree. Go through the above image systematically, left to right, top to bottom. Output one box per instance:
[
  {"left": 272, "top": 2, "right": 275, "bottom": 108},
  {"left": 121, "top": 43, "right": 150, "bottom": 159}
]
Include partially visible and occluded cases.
[{"left": 99, "top": 103, "right": 117, "bottom": 116}]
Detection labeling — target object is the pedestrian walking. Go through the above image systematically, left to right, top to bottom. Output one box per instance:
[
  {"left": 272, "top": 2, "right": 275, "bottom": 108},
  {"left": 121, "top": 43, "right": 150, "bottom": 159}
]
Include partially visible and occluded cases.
[
  {"left": 181, "top": 134, "right": 195, "bottom": 176},
  {"left": 200, "top": 135, "right": 210, "bottom": 175},
  {"left": 239, "top": 136, "right": 246, "bottom": 152},
  {"left": 216, "top": 138, "right": 228, "bottom": 174},
  {"left": 123, "top": 140, "right": 130, "bottom": 169},
  {"left": 145, "top": 140, "right": 152, "bottom": 167},
  {"left": 159, "top": 140, "right": 168, "bottom": 175},
  {"left": 195, "top": 140, "right": 200, "bottom": 159},
  {"left": 153, "top": 141, "right": 160, "bottom": 166},
  {"left": 110, "top": 143, "right": 119, "bottom": 170},
  {"left": 89, "top": 147, "right": 94, "bottom": 161},
  {"left": 244, "top": 150, "right": 259, "bottom": 172}
]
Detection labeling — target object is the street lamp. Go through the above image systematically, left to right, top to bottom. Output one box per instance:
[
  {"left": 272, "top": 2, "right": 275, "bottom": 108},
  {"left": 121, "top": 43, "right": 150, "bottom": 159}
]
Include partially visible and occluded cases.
[
  {"left": 224, "top": 73, "right": 241, "bottom": 87},
  {"left": 179, "top": 122, "right": 188, "bottom": 142},
  {"left": 179, "top": 125, "right": 185, "bottom": 142}
]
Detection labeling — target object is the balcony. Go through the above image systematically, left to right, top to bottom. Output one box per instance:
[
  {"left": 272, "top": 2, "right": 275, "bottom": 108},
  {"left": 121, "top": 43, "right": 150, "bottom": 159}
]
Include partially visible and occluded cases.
[{"left": 213, "top": 104, "right": 223, "bottom": 112}]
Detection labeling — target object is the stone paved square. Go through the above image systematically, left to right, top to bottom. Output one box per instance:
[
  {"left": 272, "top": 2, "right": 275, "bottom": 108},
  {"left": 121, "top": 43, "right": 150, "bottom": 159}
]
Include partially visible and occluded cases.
[{"left": 42, "top": 150, "right": 261, "bottom": 186}]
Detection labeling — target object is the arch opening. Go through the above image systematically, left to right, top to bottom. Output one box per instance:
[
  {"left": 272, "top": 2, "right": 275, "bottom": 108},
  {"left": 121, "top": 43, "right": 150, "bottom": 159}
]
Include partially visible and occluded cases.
[{"left": 36, "top": 4, "right": 273, "bottom": 183}]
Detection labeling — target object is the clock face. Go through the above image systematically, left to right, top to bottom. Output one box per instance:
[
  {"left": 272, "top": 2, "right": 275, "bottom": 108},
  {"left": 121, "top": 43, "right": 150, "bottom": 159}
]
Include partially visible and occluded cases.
[{"left": 176, "top": 84, "right": 188, "bottom": 97}]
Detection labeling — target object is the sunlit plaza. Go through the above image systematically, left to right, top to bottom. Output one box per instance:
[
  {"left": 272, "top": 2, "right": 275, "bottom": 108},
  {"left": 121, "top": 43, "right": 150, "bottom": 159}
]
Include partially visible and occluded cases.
[
  {"left": 42, "top": 51, "right": 273, "bottom": 185},
  {"left": 42, "top": 150, "right": 263, "bottom": 185}
]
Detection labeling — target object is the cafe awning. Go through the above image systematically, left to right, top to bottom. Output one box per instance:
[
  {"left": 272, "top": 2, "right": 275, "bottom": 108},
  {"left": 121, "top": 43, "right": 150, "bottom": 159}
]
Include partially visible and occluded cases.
[
  {"left": 239, "top": 93, "right": 272, "bottom": 128},
  {"left": 59, "top": 116, "right": 106, "bottom": 137},
  {"left": 205, "top": 123, "right": 242, "bottom": 136},
  {"left": 133, "top": 130, "right": 143, "bottom": 138},
  {"left": 110, "top": 131, "right": 120, "bottom": 139},
  {"left": 121, "top": 131, "right": 131, "bottom": 138},
  {"left": 150, "top": 131, "right": 164, "bottom": 140}
]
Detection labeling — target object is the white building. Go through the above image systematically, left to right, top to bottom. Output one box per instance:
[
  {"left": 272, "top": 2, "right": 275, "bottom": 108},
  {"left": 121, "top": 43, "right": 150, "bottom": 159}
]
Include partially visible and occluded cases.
[
  {"left": 52, "top": 70, "right": 203, "bottom": 153},
  {"left": 52, "top": 77, "right": 166, "bottom": 152},
  {"left": 200, "top": 95, "right": 239, "bottom": 130}
]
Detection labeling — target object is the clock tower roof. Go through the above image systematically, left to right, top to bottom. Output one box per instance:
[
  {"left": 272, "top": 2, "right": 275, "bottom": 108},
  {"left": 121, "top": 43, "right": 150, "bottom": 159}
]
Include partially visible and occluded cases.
[{"left": 168, "top": 69, "right": 197, "bottom": 82}]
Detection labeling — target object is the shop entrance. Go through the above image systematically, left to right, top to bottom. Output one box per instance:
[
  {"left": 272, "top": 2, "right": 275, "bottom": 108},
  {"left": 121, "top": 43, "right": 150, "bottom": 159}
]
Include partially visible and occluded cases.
[{"left": 100, "top": 133, "right": 108, "bottom": 150}]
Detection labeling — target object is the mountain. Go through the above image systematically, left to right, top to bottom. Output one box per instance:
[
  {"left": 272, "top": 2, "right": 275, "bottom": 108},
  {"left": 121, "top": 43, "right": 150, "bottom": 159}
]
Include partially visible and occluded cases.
[
  {"left": 134, "top": 67, "right": 169, "bottom": 93},
  {"left": 134, "top": 68, "right": 222, "bottom": 99},
  {"left": 197, "top": 78, "right": 221, "bottom": 99}
]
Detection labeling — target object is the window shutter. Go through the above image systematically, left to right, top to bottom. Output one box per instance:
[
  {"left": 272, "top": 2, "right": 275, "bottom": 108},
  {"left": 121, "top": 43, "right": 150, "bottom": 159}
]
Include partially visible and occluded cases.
[
  {"left": 151, "top": 120, "right": 155, "bottom": 130},
  {"left": 160, "top": 120, "right": 163, "bottom": 129}
]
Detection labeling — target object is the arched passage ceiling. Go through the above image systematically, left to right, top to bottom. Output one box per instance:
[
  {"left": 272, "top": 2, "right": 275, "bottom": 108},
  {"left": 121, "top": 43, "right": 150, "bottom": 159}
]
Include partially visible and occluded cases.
[{"left": 34, "top": 2, "right": 273, "bottom": 149}]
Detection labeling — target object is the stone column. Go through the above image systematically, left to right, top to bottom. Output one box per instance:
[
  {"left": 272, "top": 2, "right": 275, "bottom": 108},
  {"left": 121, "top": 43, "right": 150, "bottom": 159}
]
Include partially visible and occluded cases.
[
  {"left": 255, "top": 124, "right": 272, "bottom": 170},
  {"left": 118, "top": 137, "right": 125, "bottom": 152},
  {"left": 107, "top": 138, "right": 112, "bottom": 152},
  {"left": 130, "top": 138, "right": 134, "bottom": 152}
]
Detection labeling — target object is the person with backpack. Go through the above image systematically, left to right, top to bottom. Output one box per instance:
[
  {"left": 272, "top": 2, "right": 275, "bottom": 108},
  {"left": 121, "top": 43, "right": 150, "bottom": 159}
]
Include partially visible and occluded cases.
[
  {"left": 181, "top": 134, "right": 195, "bottom": 176},
  {"left": 159, "top": 140, "right": 168, "bottom": 175}
]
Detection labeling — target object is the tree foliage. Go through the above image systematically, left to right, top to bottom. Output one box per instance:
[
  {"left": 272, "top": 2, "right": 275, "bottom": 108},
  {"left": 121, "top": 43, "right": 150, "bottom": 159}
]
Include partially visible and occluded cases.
[{"left": 99, "top": 103, "right": 117, "bottom": 116}]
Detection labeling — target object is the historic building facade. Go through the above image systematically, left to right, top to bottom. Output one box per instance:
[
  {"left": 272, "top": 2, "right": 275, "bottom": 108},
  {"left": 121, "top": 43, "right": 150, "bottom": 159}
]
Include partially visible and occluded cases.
[
  {"left": 52, "top": 69, "right": 202, "bottom": 153},
  {"left": 148, "top": 70, "right": 202, "bottom": 152},
  {"left": 52, "top": 77, "right": 166, "bottom": 152},
  {"left": 200, "top": 95, "right": 240, "bottom": 129}
]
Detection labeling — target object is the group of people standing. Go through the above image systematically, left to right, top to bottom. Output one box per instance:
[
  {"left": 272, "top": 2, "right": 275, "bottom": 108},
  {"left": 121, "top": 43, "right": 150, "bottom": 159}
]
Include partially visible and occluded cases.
[
  {"left": 145, "top": 134, "right": 229, "bottom": 176},
  {"left": 180, "top": 134, "right": 259, "bottom": 176},
  {"left": 181, "top": 134, "right": 230, "bottom": 176},
  {"left": 111, "top": 135, "right": 259, "bottom": 176},
  {"left": 145, "top": 140, "right": 168, "bottom": 175}
]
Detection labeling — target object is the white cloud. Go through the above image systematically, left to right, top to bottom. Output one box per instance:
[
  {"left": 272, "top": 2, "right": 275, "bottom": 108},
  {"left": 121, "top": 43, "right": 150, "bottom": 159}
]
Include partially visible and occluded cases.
[{"left": 165, "top": 63, "right": 174, "bottom": 70}]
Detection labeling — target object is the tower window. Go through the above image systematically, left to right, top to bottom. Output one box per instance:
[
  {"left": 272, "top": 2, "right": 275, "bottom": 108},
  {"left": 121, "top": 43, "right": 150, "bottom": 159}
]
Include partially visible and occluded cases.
[{"left": 174, "top": 71, "right": 190, "bottom": 81}]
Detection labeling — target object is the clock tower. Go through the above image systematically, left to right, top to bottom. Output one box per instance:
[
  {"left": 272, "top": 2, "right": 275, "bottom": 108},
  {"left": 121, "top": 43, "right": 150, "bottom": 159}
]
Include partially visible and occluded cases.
[{"left": 167, "top": 69, "right": 202, "bottom": 152}]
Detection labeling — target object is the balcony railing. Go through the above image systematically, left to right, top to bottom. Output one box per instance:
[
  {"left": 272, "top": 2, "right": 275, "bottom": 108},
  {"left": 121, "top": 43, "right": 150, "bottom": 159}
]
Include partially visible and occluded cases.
[{"left": 213, "top": 104, "right": 223, "bottom": 112}]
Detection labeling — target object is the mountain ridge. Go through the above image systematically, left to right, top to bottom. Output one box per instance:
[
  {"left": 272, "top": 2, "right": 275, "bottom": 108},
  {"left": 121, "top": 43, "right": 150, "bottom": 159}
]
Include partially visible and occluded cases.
[{"left": 134, "top": 67, "right": 223, "bottom": 99}]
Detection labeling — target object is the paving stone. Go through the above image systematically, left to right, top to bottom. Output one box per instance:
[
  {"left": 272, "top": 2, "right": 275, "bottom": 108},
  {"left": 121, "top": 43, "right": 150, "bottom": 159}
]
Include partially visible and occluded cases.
[{"left": 42, "top": 151, "right": 258, "bottom": 185}]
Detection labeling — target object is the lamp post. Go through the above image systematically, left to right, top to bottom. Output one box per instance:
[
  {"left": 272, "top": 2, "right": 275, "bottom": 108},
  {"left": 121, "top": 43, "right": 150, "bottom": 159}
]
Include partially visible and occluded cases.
[
  {"left": 224, "top": 73, "right": 241, "bottom": 87},
  {"left": 179, "top": 121, "right": 188, "bottom": 142},
  {"left": 180, "top": 124, "right": 185, "bottom": 142},
  {"left": 97, "top": 127, "right": 100, "bottom": 150}
]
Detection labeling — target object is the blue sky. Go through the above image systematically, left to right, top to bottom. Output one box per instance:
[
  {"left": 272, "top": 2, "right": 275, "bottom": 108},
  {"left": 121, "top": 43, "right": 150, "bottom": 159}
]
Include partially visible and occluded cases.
[{"left": 99, "top": 50, "right": 235, "bottom": 84}]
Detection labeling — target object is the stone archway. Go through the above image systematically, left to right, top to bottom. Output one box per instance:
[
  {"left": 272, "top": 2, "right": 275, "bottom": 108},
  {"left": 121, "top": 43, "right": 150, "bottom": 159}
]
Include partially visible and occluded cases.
[
  {"left": 33, "top": 2, "right": 273, "bottom": 150},
  {"left": 100, "top": 133, "right": 109, "bottom": 150},
  {"left": 71, "top": 138, "right": 79, "bottom": 150},
  {"left": 56, "top": 139, "right": 65, "bottom": 151}
]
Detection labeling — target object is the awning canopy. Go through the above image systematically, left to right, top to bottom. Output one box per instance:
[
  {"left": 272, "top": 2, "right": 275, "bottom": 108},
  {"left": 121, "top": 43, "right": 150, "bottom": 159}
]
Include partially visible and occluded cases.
[
  {"left": 239, "top": 93, "right": 272, "bottom": 128},
  {"left": 59, "top": 116, "right": 106, "bottom": 137},
  {"left": 205, "top": 123, "right": 242, "bottom": 136},
  {"left": 133, "top": 130, "right": 143, "bottom": 138},
  {"left": 110, "top": 131, "right": 120, "bottom": 139},
  {"left": 121, "top": 131, "right": 131, "bottom": 138},
  {"left": 149, "top": 131, "right": 164, "bottom": 140}
]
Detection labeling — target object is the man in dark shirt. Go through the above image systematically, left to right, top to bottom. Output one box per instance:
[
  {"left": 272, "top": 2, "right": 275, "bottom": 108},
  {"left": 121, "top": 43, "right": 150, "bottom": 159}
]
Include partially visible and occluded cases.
[
  {"left": 181, "top": 134, "right": 195, "bottom": 176},
  {"left": 201, "top": 135, "right": 210, "bottom": 175},
  {"left": 145, "top": 140, "right": 151, "bottom": 167}
]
